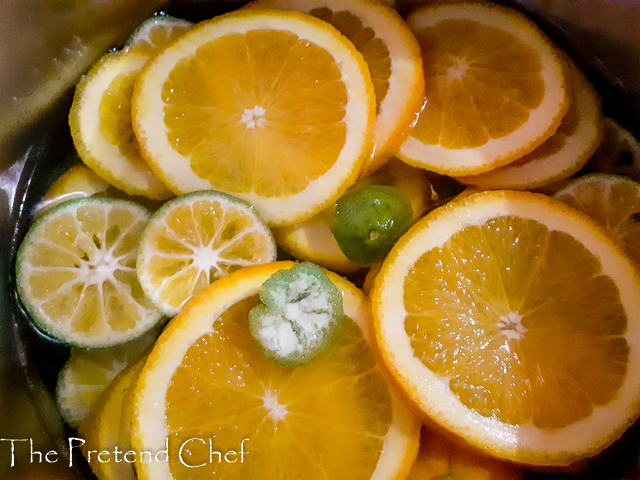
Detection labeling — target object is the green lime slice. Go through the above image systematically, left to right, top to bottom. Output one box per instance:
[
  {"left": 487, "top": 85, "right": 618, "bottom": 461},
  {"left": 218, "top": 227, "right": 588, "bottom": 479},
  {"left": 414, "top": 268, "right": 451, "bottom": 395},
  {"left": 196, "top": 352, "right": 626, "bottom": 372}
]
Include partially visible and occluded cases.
[{"left": 331, "top": 185, "right": 413, "bottom": 266}]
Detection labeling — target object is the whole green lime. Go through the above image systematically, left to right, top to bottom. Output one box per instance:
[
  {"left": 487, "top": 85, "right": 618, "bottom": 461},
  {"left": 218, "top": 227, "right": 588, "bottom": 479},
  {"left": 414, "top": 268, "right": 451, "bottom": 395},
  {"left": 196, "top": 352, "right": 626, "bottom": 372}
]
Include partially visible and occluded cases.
[{"left": 331, "top": 185, "right": 413, "bottom": 266}]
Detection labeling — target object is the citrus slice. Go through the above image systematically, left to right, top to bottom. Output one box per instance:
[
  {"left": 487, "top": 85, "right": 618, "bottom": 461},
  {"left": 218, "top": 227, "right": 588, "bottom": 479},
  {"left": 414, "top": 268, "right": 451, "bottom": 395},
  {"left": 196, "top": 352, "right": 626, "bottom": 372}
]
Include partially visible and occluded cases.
[
  {"left": 246, "top": 0, "right": 425, "bottom": 174},
  {"left": 397, "top": 2, "right": 570, "bottom": 177},
  {"left": 132, "top": 9, "right": 376, "bottom": 226},
  {"left": 125, "top": 14, "right": 193, "bottom": 55},
  {"left": 69, "top": 50, "right": 174, "bottom": 200},
  {"left": 457, "top": 61, "right": 603, "bottom": 190},
  {"left": 582, "top": 117, "right": 640, "bottom": 182},
  {"left": 272, "top": 158, "right": 436, "bottom": 274},
  {"left": 35, "top": 163, "right": 165, "bottom": 218},
  {"left": 554, "top": 173, "right": 640, "bottom": 265},
  {"left": 371, "top": 189, "right": 640, "bottom": 466},
  {"left": 137, "top": 190, "right": 277, "bottom": 316},
  {"left": 16, "top": 197, "right": 163, "bottom": 347},
  {"left": 132, "top": 261, "right": 420, "bottom": 480},
  {"left": 56, "top": 330, "right": 156, "bottom": 428},
  {"left": 78, "top": 356, "right": 147, "bottom": 480},
  {"left": 407, "top": 426, "right": 523, "bottom": 480}
]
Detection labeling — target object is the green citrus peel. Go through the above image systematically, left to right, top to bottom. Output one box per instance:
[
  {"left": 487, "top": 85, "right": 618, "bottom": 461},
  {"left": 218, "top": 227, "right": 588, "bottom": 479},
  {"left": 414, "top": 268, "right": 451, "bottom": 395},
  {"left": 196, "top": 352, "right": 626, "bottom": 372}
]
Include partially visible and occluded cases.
[
  {"left": 331, "top": 185, "right": 413, "bottom": 266},
  {"left": 249, "top": 262, "right": 344, "bottom": 366}
]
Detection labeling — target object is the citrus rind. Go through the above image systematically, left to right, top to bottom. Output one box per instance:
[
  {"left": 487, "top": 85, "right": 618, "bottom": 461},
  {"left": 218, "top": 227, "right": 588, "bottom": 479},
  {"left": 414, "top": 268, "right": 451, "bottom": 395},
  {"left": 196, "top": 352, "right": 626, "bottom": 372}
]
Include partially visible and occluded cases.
[{"left": 371, "top": 190, "right": 640, "bottom": 465}]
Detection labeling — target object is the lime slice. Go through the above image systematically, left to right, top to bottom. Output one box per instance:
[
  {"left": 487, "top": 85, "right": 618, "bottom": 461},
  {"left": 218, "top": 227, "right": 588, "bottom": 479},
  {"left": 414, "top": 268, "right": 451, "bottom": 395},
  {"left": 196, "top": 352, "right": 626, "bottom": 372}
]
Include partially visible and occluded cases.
[
  {"left": 331, "top": 185, "right": 413, "bottom": 266},
  {"left": 137, "top": 190, "right": 278, "bottom": 316},
  {"left": 16, "top": 197, "right": 162, "bottom": 347},
  {"left": 56, "top": 328, "right": 157, "bottom": 428}
]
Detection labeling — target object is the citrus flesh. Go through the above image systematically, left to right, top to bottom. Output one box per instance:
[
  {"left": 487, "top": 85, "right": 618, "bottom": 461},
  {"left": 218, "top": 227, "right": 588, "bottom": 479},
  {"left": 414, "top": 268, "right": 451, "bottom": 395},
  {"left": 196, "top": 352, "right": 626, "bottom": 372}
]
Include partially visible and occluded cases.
[
  {"left": 246, "top": 0, "right": 425, "bottom": 174},
  {"left": 398, "top": 2, "right": 569, "bottom": 176},
  {"left": 133, "top": 9, "right": 375, "bottom": 226},
  {"left": 125, "top": 15, "right": 193, "bottom": 55},
  {"left": 69, "top": 51, "right": 174, "bottom": 200},
  {"left": 457, "top": 61, "right": 603, "bottom": 190},
  {"left": 583, "top": 117, "right": 640, "bottom": 182},
  {"left": 554, "top": 173, "right": 640, "bottom": 265},
  {"left": 371, "top": 189, "right": 640, "bottom": 465},
  {"left": 137, "top": 190, "right": 277, "bottom": 316},
  {"left": 16, "top": 197, "right": 163, "bottom": 347},
  {"left": 132, "top": 261, "right": 420, "bottom": 480},
  {"left": 78, "top": 356, "right": 147, "bottom": 480},
  {"left": 407, "top": 426, "right": 523, "bottom": 480}
]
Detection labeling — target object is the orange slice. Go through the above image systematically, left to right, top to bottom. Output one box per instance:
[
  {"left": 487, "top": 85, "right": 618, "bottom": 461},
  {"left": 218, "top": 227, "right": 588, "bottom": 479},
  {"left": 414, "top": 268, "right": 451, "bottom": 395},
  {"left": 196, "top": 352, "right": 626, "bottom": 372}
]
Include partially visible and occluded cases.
[
  {"left": 246, "top": 0, "right": 425, "bottom": 174},
  {"left": 398, "top": 2, "right": 569, "bottom": 177},
  {"left": 132, "top": 9, "right": 376, "bottom": 226},
  {"left": 125, "top": 15, "right": 193, "bottom": 55},
  {"left": 69, "top": 51, "right": 174, "bottom": 200},
  {"left": 457, "top": 61, "right": 603, "bottom": 190},
  {"left": 583, "top": 117, "right": 640, "bottom": 182},
  {"left": 554, "top": 173, "right": 640, "bottom": 265},
  {"left": 371, "top": 189, "right": 640, "bottom": 466},
  {"left": 132, "top": 261, "right": 420, "bottom": 480},
  {"left": 407, "top": 426, "right": 523, "bottom": 480}
]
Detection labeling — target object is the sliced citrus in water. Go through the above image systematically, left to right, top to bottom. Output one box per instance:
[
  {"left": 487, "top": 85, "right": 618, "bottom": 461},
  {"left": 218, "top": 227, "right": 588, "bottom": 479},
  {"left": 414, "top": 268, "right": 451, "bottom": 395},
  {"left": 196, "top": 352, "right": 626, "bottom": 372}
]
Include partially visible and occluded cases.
[
  {"left": 246, "top": 0, "right": 425, "bottom": 174},
  {"left": 398, "top": 2, "right": 569, "bottom": 177},
  {"left": 133, "top": 9, "right": 375, "bottom": 226},
  {"left": 125, "top": 14, "right": 193, "bottom": 55},
  {"left": 69, "top": 51, "right": 174, "bottom": 200},
  {"left": 457, "top": 61, "right": 603, "bottom": 190},
  {"left": 583, "top": 117, "right": 640, "bottom": 182},
  {"left": 273, "top": 157, "right": 436, "bottom": 274},
  {"left": 35, "top": 163, "right": 165, "bottom": 218},
  {"left": 554, "top": 173, "right": 640, "bottom": 265},
  {"left": 371, "top": 189, "right": 640, "bottom": 465},
  {"left": 137, "top": 190, "right": 277, "bottom": 316},
  {"left": 16, "top": 197, "right": 163, "bottom": 347},
  {"left": 132, "top": 261, "right": 420, "bottom": 480},
  {"left": 56, "top": 330, "right": 156, "bottom": 428},
  {"left": 77, "top": 355, "right": 147, "bottom": 480},
  {"left": 407, "top": 426, "right": 523, "bottom": 480}
]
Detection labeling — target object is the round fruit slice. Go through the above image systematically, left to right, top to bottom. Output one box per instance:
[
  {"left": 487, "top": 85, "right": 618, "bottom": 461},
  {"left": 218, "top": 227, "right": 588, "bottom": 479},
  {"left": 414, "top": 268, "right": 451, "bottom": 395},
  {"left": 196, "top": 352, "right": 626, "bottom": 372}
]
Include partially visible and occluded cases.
[
  {"left": 246, "top": 0, "right": 425, "bottom": 174},
  {"left": 398, "top": 2, "right": 569, "bottom": 177},
  {"left": 133, "top": 9, "right": 375, "bottom": 226},
  {"left": 125, "top": 14, "right": 193, "bottom": 55},
  {"left": 69, "top": 51, "right": 174, "bottom": 200},
  {"left": 457, "top": 61, "right": 603, "bottom": 190},
  {"left": 583, "top": 117, "right": 640, "bottom": 182},
  {"left": 272, "top": 157, "right": 436, "bottom": 274},
  {"left": 35, "top": 163, "right": 165, "bottom": 219},
  {"left": 554, "top": 173, "right": 640, "bottom": 265},
  {"left": 371, "top": 189, "right": 640, "bottom": 466},
  {"left": 137, "top": 190, "right": 277, "bottom": 316},
  {"left": 16, "top": 197, "right": 163, "bottom": 347},
  {"left": 132, "top": 261, "right": 420, "bottom": 480},
  {"left": 57, "top": 330, "right": 156, "bottom": 428},
  {"left": 78, "top": 356, "right": 147, "bottom": 480},
  {"left": 407, "top": 426, "right": 523, "bottom": 480}
]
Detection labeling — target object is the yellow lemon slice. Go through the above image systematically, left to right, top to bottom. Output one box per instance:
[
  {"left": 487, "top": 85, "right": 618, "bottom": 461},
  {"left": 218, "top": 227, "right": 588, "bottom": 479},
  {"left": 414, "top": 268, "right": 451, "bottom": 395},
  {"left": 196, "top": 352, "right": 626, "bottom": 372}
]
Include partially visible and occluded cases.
[
  {"left": 246, "top": 0, "right": 425, "bottom": 175},
  {"left": 398, "top": 2, "right": 569, "bottom": 177},
  {"left": 132, "top": 9, "right": 376, "bottom": 226},
  {"left": 69, "top": 51, "right": 174, "bottom": 200},
  {"left": 457, "top": 61, "right": 603, "bottom": 190},
  {"left": 273, "top": 157, "right": 436, "bottom": 274},
  {"left": 554, "top": 173, "right": 640, "bottom": 265},
  {"left": 371, "top": 189, "right": 640, "bottom": 466},
  {"left": 137, "top": 190, "right": 278, "bottom": 316},
  {"left": 16, "top": 197, "right": 163, "bottom": 347},
  {"left": 132, "top": 261, "right": 420, "bottom": 480},
  {"left": 407, "top": 426, "right": 523, "bottom": 480}
]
